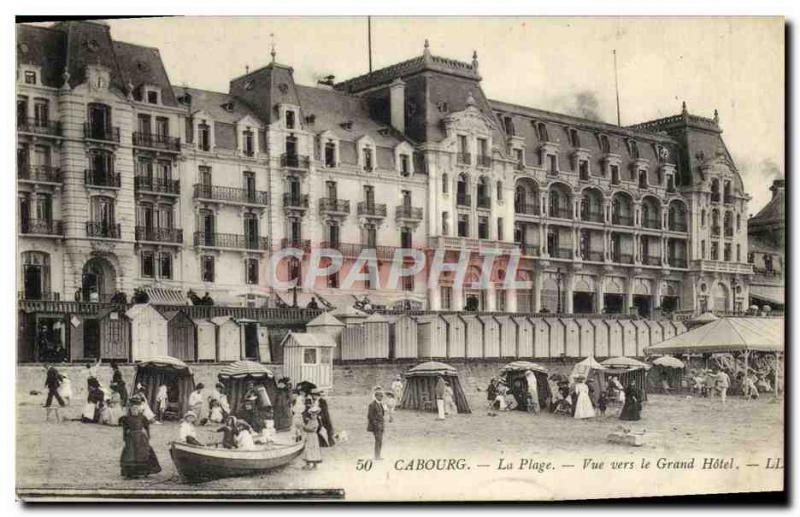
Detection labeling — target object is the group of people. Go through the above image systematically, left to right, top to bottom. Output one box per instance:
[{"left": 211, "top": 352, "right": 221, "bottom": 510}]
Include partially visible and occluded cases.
[{"left": 486, "top": 371, "right": 541, "bottom": 413}]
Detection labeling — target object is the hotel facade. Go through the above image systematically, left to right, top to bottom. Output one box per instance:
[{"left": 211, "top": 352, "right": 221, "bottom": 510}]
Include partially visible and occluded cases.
[{"left": 17, "top": 21, "right": 753, "bottom": 338}]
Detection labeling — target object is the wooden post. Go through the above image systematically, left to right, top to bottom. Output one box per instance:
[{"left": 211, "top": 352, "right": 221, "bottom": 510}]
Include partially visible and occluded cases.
[{"left": 775, "top": 352, "right": 780, "bottom": 398}]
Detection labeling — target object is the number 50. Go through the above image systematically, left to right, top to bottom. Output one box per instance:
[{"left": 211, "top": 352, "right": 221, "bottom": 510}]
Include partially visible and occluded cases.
[{"left": 356, "top": 459, "right": 373, "bottom": 471}]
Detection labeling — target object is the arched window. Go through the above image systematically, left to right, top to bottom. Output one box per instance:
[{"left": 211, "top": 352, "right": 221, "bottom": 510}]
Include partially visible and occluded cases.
[
  {"left": 477, "top": 176, "right": 489, "bottom": 207},
  {"left": 711, "top": 178, "right": 720, "bottom": 202},
  {"left": 549, "top": 190, "right": 561, "bottom": 217}
]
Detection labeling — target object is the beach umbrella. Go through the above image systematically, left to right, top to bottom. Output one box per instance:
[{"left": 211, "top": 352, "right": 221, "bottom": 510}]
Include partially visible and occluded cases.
[
  {"left": 137, "top": 355, "right": 190, "bottom": 370},
  {"left": 652, "top": 356, "right": 685, "bottom": 368},
  {"left": 601, "top": 357, "right": 650, "bottom": 370},
  {"left": 218, "top": 360, "right": 274, "bottom": 379},
  {"left": 500, "top": 360, "right": 549, "bottom": 374}
]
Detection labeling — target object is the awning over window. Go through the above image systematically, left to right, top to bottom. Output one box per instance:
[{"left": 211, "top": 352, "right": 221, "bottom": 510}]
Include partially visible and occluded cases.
[
  {"left": 749, "top": 285, "right": 785, "bottom": 306},
  {"left": 144, "top": 288, "right": 188, "bottom": 305}
]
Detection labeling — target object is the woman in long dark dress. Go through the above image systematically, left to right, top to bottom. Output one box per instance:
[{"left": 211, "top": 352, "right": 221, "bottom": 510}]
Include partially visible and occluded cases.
[
  {"left": 112, "top": 368, "right": 128, "bottom": 406},
  {"left": 273, "top": 378, "right": 293, "bottom": 432},
  {"left": 619, "top": 382, "right": 642, "bottom": 421},
  {"left": 119, "top": 395, "right": 161, "bottom": 478}
]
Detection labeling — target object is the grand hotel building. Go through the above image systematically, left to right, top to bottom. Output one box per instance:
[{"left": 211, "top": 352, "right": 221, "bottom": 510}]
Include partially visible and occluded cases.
[{"left": 17, "top": 20, "right": 753, "bottom": 324}]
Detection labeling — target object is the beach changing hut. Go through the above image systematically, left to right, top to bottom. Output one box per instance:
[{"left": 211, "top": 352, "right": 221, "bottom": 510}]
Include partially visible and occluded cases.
[
  {"left": 126, "top": 304, "right": 168, "bottom": 361},
  {"left": 163, "top": 310, "right": 196, "bottom": 362},
  {"left": 362, "top": 313, "right": 390, "bottom": 359},
  {"left": 393, "top": 314, "right": 419, "bottom": 359},
  {"left": 417, "top": 314, "right": 448, "bottom": 359},
  {"left": 443, "top": 314, "right": 466, "bottom": 359},
  {"left": 462, "top": 314, "right": 483, "bottom": 358},
  {"left": 478, "top": 314, "right": 501, "bottom": 359},
  {"left": 211, "top": 315, "right": 242, "bottom": 362},
  {"left": 496, "top": 315, "right": 517, "bottom": 358},
  {"left": 513, "top": 316, "right": 535, "bottom": 358},
  {"left": 532, "top": 318, "right": 550, "bottom": 358},
  {"left": 563, "top": 318, "right": 580, "bottom": 357},
  {"left": 193, "top": 319, "right": 216, "bottom": 361},
  {"left": 577, "top": 319, "right": 595, "bottom": 357},
  {"left": 282, "top": 332, "right": 336, "bottom": 390},
  {"left": 134, "top": 356, "right": 195, "bottom": 419},
  {"left": 400, "top": 361, "right": 471, "bottom": 414}
]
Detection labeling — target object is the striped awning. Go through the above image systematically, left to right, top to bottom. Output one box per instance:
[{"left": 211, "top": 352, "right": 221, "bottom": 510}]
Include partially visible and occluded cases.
[
  {"left": 750, "top": 285, "right": 785, "bottom": 306},
  {"left": 145, "top": 288, "right": 188, "bottom": 305},
  {"left": 137, "top": 355, "right": 190, "bottom": 371},
  {"left": 601, "top": 357, "right": 650, "bottom": 370},
  {"left": 218, "top": 360, "right": 274, "bottom": 380},
  {"left": 405, "top": 361, "right": 459, "bottom": 377},
  {"left": 500, "top": 361, "right": 549, "bottom": 374}
]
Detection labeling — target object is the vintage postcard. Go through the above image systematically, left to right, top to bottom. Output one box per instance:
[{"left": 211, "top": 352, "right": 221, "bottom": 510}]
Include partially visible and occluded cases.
[{"left": 14, "top": 15, "right": 784, "bottom": 502}]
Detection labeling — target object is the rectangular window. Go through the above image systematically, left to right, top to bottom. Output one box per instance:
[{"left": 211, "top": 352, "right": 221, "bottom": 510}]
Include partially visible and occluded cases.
[
  {"left": 24, "top": 71, "right": 36, "bottom": 84},
  {"left": 147, "top": 90, "right": 159, "bottom": 104},
  {"left": 33, "top": 99, "right": 49, "bottom": 125},
  {"left": 285, "top": 110, "right": 296, "bottom": 129},
  {"left": 137, "top": 114, "right": 151, "bottom": 135},
  {"left": 155, "top": 117, "right": 168, "bottom": 136},
  {"left": 198, "top": 123, "right": 210, "bottom": 151},
  {"left": 243, "top": 130, "right": 254, "bottom": 156},
  {"left": 458, "top": 135, "right": 468, "bottom": 154},
  {"left": 477, "top": 138, "right": 488, "bottom": 157},
  {"left": 324, "top": 142, "right": 336, "bottom": 167},
  {"left": 363, "top": 147, "right": 373, "bottom": 171},
  {"left": 514, "top": 148, "right": 524, "bottom": 167},
  {"left": 400, "top": 154, "right": 410, "bottom": 175},
  {"left": 548, "top": 155, "right": 557, "bottom": 173},
  {"left": 243, "top": 171, "right": 256, "bottom": 201},
  {"left": 326, "top": 181, "right": 337, "bottom": 200},
  {"left": 458, "top": 215, "right": 469, "bottom": 238},
  {"left": 478, "top": 217, "right": 489, "bottom": 239},
  {"left": 497, "top": 217, "right": 504, "bottom": 241},
  {"left": 400, "top": 227, "right": 412, "bottom": 249},
  {"left": 701, "top": 240, "right": 706, "bottom": 259},
  {"left": 711, "top": 242, "right": 719, "bottom": 261},
  {"left": 724, "top": 243, "right": 732, "bottom": 262},
  {"left": 736, "top": 244, "right": 741, "bottom": 263},
  {"left": 141, "top": 251, "right": 155, "bottom": 278},
  {"left": 160, "top": 253, "right": 172, "bottom": 280},
  {"left": 201, "top": 255, "right": 215, "bottom": 282},
  {"left": 245, "top": 258, "right": 259, "bottom": 285},
  {"left": 327, "top": 270, "right": 339, "bottom": 288},
  {"left": 402, "top": 274, "right": 414, "bottom": 292},
  {"left": 441, "top": 286, "right": 452, "bottom": 310},
  {"left": 496, "top": 290, "right": 506, "bottom": 312},
  {"left": 303, "top": 348, "right": 317, "bottom": 365}
]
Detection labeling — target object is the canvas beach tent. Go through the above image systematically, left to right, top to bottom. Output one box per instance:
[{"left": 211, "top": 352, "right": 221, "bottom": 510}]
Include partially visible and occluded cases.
[
  {"left": 133, "top": 355, "right": 195, "bottom": 419},
  {"left": 499, "top": 360, "right": 553, "bottom": 411},
  {"left": 399, "top": 361, "right": 471, "bottom": 414}
]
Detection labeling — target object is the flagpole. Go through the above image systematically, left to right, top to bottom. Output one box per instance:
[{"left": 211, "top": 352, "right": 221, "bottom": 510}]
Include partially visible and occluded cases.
[
  {"left": 368, "top": 16, "right": 373, "bottom": 73},
  {"left": 613, "top": 49, "right": 621, "bottom": 127}
]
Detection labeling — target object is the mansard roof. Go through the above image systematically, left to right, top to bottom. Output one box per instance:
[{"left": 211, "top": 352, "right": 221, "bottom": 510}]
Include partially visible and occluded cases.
[
  {"left": 16, "top": 24, "right": 66, "bottom": 88},
  {"left": 113, "top": 40, "right": 177, "bottom": 106},
  {"left": 173, "top": 86, "right": 264, "bottom": 126}
]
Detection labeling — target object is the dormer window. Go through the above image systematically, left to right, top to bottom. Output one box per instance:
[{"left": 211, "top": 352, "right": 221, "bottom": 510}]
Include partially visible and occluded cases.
[
  {"left": 24, "top": 71, "right": 36, "bottom": 85},
  {"left": 147, "top": 90, "right": 159, "bottom": 105},
  {"left": 222, "top": 102, "right": 234, "bottom": 112},
  {"left": 285, "top": 110, "right": 296, "bottom": 129},
  {"left": 503, "top": 116, "right": 515, "bottom": 136},
  {"left": 198, "top": 121, "right": 211, "bottom": 151},
  {"left": 536, "top": 122, "right": 549, "bottom": 142},
  {"left": 569, "top": 128, "right": 580, "bottom": 148},
  {"left": 243, "top": 129, "right": 254, "bottom": 156},
  {"left": 599, "top": 134, "right": 610, "bottom": 154},
  {"left": 627, "top": 140, "right": 640, "bottom": 159},
  {"left": 324, "top": 141, "right": 337, "bottom": 168},
  {"left": 363, "top": 147, "right": 374, "bottom": 172},
  {"left": 399, "top": 154, "right": 410, "bottom": 176}
]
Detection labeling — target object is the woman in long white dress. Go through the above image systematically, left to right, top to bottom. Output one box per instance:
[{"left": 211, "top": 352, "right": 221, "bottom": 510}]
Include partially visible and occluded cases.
[
  {"left": 524, "top": 370, "right": 540, "bottom": 413},
  {"left": 573, "top": 376, "right": 595, "bottom": 419}
]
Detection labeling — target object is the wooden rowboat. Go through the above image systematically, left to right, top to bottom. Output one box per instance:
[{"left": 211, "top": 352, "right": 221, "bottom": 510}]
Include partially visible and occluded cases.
[{"left": 169, "top": 440, "right": 305, "bottom": 482}]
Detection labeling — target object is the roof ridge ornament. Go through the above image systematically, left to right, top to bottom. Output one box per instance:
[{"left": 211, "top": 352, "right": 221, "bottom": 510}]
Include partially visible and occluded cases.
[
  {"left": 270, "top": 33, "right": 276, "bottom": 63},
  {"left": 423, "top": 39, "right": 432, "bottom": 63},
  {"left": 472, "top": 50, "right": 479, "bottom": 71},
  {"left": 466, "top": 90, "right": 476, "bottom": 108},
  {"left": 713, "top": 109, "right": 719, "bottom": 125}
]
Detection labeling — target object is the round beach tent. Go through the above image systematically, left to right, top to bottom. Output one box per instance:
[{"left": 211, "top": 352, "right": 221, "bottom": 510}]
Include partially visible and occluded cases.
[
  {"left": 134, "top": 356, "right": 195, "bottom": 419},
  {"left": 569, "top": 356, "right": 608, "bottom": 398},
  {"left": 648, "top": 356, "right": 686, "bottom": 391},
  {"left": 600, "top": 357, "right": 650, "bottom": 400},
  {"left": 218, "top": 360, "right": 279, "bottom": 415},
  {"left": 400, "top": 361, "right": 471, "bottom": 414},
  {"left": 500, "top": 361, "right": 552, "bottom": 411}
]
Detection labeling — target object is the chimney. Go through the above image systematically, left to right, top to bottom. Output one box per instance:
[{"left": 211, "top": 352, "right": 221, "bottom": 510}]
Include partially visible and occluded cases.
[
  {"left": 317, "top": 75, "right": 335, "bottom": 89},
  {"left": 389, "top": 78, "right": 405, "bottom": 134},
  {"left": 770, "top": 179, "right": 785, "bottom": 199}
]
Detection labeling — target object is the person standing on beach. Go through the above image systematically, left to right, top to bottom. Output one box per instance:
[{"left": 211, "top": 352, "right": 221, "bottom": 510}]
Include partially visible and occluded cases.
[
  {"left": 44, "top": 367, "right": 66, "bottom": 408},
  {"left": 715, "top": 368, "right": 730, "bottom": 407},
  {"left": 434, "top": 375, "right": 447, "bottom": 420},
  {"left": 367, "top": 387, "right": 385, "bottom": 460}
]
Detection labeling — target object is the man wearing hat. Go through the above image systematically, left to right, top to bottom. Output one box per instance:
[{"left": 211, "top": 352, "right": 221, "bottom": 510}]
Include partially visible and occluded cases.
[
  {"left": 366, "top": 387, "right": 385, "bottom": 460},
  {"left": 311, "top": 388, "right": 335, "bottom": 447}
]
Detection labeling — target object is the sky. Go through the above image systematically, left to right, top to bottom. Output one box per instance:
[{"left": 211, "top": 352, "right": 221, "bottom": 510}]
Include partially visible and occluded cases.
[{"left": 99, "top": 16, "right": 784, "bottom": 214}]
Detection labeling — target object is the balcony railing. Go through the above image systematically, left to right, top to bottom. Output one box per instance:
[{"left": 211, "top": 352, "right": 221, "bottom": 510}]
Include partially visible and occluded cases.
[
  {"left": 18, "top": 118, "right": 62, "bottom": 136},
  {"left": 83, "top": 124, "right": 120, "bottom": 142},
  {"left": 132, "top": 132, "right": 181, "bottom": 151},
  {"left": 456, "top": 152, "right": 472, "bottom": 165},
  {"left": 280, "top": 154, "right": 310, "bottom": 169},
  {"left": 476, "top": 155, "right": 492, "bottom": 168},
  {"left": 515, "top": 161, "right": 525, "bottom": 171},
  {"left": 18, "top": 165, "right": 62, "bottom": 183},
  {"left": 85, "top": 169, "right": 121, "bottom": 188},
  {"left": 135, "top": 176, "right": 180, "bottom": 195},
  {"left": 194, "top": 184, "right": 270, "bottom": 205},
  {"left": 711, "top": 192, "right": 721, "bottom": 203},
  {"left": 283, "top": 193, "right": 310, "bottom": 210},
  {"left": 456, "top": 193, "right": 472, "bottom": 207},
  {"left": 724, "top": 195, "right": 733, "bottom": 205},
  {"left": 476, "top": 196, "right": 491, "bottom": 209},
  {"left": 318, "top": 198, "right": 351, "bottom": 215},
  {"left": 357, "top": 202, "right": 387, "bottom": 218},
  {"left": 515, "top": 202, "right": 541, "bottom": 216},
  {"left": 396, "top": 206, "right": 423, "bottom": 221},
  {"left": 549, "top": 207, "right": 573, "bottom": 219},
  {"left": 580, "top": 211, "right": 604, "bottom": 223},
  {"left": 612, "top": 213, "right": 634, "bottom": 226},
  {"left": 642, "top": 218, "right": 661, "bottom": 230},
  {"left": 20, "top": 219, "right": 63, "bottom": 236},
  {"left": 670, "top": 221, "right": 688, "bottom": 232},
  {"left": 86, "top": 222, "right": 121, "bottom": 239},
  {"left": 711, "top": 225, "right": 721, "bottom": 237},
  {"left": 135, "top": 226, "right": 183, "bottom": 244},
  {"left": 724, "top": 227, "right": 734, "bottom": 237},
  {"left": 193, "top": 232, "right": 270, "bottom": 251},
  {"left": 280, "top": 238, "right": 311, "bottom": 251},
  {"left": 321, "top": 241, "right": 398, "bottom": 260},
  {"left": 519, "top": 244, "right": 540, "bottom": 257},
  {"left": 551, "top": 248, "right": 573, "bottom": 259},
  {"left": 582, "top": 250, "right": 604, "bottom": 262},
  {"left": 613, "top": 253, "right": 634, "bottom": 264},
  {"left": 642, "top": 255, "right": 661, "bottom": 266},
  {"left": 668, "top": 257, "right": 688, "bottom": 268},
  {"left": 18, "top": 290, "right": 59, "bottom": 301}
]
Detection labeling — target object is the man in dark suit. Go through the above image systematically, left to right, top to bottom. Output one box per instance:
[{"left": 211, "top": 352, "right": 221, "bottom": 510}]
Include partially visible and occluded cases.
[{"left": 366, "top": 388, "right": 385, "bottom": 460}]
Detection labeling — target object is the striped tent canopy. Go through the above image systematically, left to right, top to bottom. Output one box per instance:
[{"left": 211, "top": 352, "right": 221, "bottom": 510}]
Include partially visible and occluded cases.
[
  {"left": 644, "top": 318, "right": 784, "bottom": 354},
  {"left": 136, "top": 355, "right": 190, "bottom": 371},
  {"left": 652, "top": 356, "right": 685, "bottom": 368},
  {"left": 601, "top": 357, "right": 650, "bottom": 370},
  {"left": 218, "top": 360, "right": 274, "bottom": 380},
  {"left": 404, "top": 361, "right": 458, "bottom": 377},
  {"left": 500, "top": 361, "right": 549, "bottom": 374}
]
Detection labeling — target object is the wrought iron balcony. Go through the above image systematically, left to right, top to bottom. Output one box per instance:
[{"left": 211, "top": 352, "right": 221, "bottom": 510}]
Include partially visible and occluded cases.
[
  {"left": 17, "top": 118, "right": 62, "bottom": 137},
  {"left": 83, "top": 124, "right": 120, "bottom": 143},
  {"left": 132, "top": 132, "right": 181, "bottom": 152},
  {"left": 456, "top": 152, "right": 471, "bottom": 165},
  {"left": 280, "top": 154, "right": 310, "bottom": 169},
  {"left": 476, "top": 155, "right": 492, "bottom": 168},
  {"left": 18, "top": 165, "right": 62, "bottom": 183},
  {"left": 85, "top": 169, "right": 121, "bottom": 188},
  {"left": 135, "top": 176, "right": 180, "bottom": 195},
  {"left": 194, "top": 184, "right": 270, "bottom": 205},
  {"left": 710, "top": 192, "right": 721, "bottom": 203},
  {"left": 283, "top": 193, "right": 310, "bottom": 209},
  {"left": 456, "top": 193, "right": 472, "bottom": 207},
  {"left": 476, "top": 196, "right": 491, "bottom": 209},
  {"left": 319, "top": 198, "right": 351, "bottom": 215},
  {"left": 357, "top": 202, "right": 387, "bottom": 218},
  {"left": 515, "top": 202, "right": 541, "bottom": 216},
  {"left": 396, "top": 205, "right": 423, "bottom": 221},
  {"left": 549, "top": 207, "right": 573, "bottom": 219},
  {"left": 580, "top": 211, "right": 604, "bottom": 223},
  {"left": 612, "top": 213, "right": 634, "bottom": 226},
  {"left": 642, "top": 217, "right": 661, "bottom": 230},
  {"left": 20, "top": 219, "right": 63, "bottom": 236},
  {"left": 669, "top": 220, "right": 688, "bottom": 232},
  {"left": 86, "top": 222, "right": 121, "bottom": 239},
  {"left": 135, "top": 226, "right": 183, "bottom": 244},
  {"left": 724, "top": 227, "right": 734, "bottom": 237},
  {"left": 193, "top": 232, "right": 269, "bottom": 251},
  {"left": 280, "top": 238, "right": 311, "bottom": 251},
  {"left": 321, "top": 241, "right": 397, "bottom": 260},
  {"left": 519, "top": 244, "right": 540, "bottom": 257},
  {"left": 551, "top": 248, "right": 573, "bottom": 259},
  {"left": 582, "top": 250, "right": 604, "bottom": 262},
  {"left": 612, "top": 253, "right": 634, "bottom": 264},
  {"left": 642, "top": 255, "right": 662, "bottom": 266},
  {"left": 668, "top": 257, "right": 688, "bottom": 268},
  {"left": 18, "top": 290, "right": 58, "bottom": 301}
]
